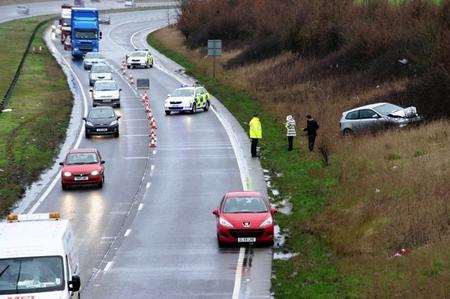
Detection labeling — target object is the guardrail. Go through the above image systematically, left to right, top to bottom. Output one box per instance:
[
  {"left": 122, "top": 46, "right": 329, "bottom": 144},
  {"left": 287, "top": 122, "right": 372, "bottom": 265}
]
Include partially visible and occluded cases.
[{"left": 0, "top": 19, "right": 50, "bottom": 113}]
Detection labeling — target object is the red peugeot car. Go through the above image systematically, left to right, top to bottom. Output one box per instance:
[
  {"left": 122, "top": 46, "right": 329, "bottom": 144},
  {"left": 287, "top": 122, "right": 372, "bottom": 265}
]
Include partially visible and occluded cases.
[
  {"left": 60, "top": 148, "right": 105, "bottom": 190},
  {"left": 213, "top": 191, "right": 276, "bottom": 247}
]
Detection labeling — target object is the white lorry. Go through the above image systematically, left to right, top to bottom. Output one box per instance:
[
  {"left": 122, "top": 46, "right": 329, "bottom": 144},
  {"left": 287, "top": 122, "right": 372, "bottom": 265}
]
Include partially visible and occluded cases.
[{"left": 0, "top": 213, "right": 80, "bottom": 299}]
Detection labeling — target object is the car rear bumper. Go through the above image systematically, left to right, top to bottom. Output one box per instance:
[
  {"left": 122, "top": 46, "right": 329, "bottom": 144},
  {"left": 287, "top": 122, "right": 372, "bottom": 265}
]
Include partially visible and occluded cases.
[
  {"left": 93, "top": 98, "right": 120, "bottom": 106},
  {"left": 217, "top": 226, "right": 274, "bottom": 245}
]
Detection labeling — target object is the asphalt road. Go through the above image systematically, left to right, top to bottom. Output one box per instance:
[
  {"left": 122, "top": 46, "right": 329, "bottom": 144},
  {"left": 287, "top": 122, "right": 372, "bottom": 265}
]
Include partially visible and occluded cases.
[{"left": 1, "top": 6, "right": 273, "bottom": 299}]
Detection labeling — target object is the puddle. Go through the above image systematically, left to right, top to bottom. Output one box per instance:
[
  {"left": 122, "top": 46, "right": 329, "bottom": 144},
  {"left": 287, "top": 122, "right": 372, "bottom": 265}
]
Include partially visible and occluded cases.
[{"left": 273, "top": 252, "right": 298, "bottom": 260}]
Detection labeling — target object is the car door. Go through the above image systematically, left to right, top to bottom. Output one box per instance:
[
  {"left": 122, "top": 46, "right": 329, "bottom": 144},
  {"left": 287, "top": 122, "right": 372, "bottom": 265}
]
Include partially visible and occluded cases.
[
  {"left": 195, "top": 88, "right": 204, "bottom": 107},
  {"left": 357, "top": 109, "right": 380, "bottom": 133}
]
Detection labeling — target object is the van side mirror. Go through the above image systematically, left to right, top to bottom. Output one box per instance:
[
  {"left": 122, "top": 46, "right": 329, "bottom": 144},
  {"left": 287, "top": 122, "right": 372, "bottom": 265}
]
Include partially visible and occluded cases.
[
  {"left": 99, "top": 31, "right": 103, "bottom": 39},
  {"left": 119, "top": 88, "right": 122, "bottom": 91},
  {"left": 372, "top": 114, "right": 380, "bottom": 118},
  {"left": 117, "top": 115, "right": 121, "bottom": 119},
  {"left": 101, "top": 160, "right": 106, "bottom": 164},
  {"left": 59, "top": 162, "right": 64, "bottom": 166},
  {"left": 212, "top": 209, "right": 219, "bottom": 216},
  {"left": 68, "top": 275, "right": 81, "bottom": 292}
]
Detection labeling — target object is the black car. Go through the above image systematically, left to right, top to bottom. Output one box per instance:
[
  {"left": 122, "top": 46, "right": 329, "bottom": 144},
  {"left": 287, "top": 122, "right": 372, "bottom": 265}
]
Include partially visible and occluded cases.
[{"left": 83, "top": 106, "right": 120, "bottom": 138}]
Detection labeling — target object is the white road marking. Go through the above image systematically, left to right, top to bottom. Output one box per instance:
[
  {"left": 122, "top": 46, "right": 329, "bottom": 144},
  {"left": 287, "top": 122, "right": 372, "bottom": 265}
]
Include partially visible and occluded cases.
[
  {"left": 28, "top": 34, "right": 89, "bottom": 214},
  {"left": 122, "top": 134, "right": 149, "bottom": 137},
  {"left": 152, "top": 150, "right": 157, "bottom": 155},
  {"left": 124, "top": 156, "right": 149, "bottom": 160},
  {"left": 150, "top": 165, "right": 155, "bottom": 171},
  {"left": 146, "top": 182, "right": 151, "bottom": 189},
  {"left": 138, "top": 203, "right": 144, "bottom": 211},
  {"left": 124, "top": 229, "right": 132, "bottom": 237},
  {"left": 101, "top": 236, "right": 114, "bottom": 240},
  {"left": 232, "top": 247, "right": 246, "bottom": 299},
  {"left": 103, "top": 261, "right": 113, "bottom": 272}
]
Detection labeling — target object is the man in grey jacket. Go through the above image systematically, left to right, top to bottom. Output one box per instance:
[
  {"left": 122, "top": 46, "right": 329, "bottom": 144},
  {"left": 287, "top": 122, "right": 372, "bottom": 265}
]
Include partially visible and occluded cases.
[{"left": 285, "top": 115, "right": 296, "bottom": 151}]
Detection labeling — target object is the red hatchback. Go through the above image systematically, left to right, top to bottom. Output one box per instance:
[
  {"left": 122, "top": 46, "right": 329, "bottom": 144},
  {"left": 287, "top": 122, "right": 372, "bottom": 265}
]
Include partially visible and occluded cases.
[
  {"left": 60, "top": 148, "right": 105, "bottom": 190},
  {"left": 213, "top": 191, "right": 276, "bottom": 247}
]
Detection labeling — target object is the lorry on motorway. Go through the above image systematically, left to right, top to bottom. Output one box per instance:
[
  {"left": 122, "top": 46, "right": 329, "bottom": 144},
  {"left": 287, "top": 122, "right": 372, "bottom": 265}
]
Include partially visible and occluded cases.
[
  {"left": 60, "top": 4, "right": 72, "bottom": 44},
  {"left": 71, "top": 8, "right": 101, "bottom": 58},
  {"left": 0, "top": 213, "right": 81, "bottom": 298}
]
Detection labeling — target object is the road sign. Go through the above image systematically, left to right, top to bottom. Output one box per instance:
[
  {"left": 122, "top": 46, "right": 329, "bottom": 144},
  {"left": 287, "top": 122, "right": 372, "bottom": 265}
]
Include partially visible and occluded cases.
[
  {"left": 207, "top": 39, "right": 222, "bottom": 56},
  {"left": 136, "top": 78, "right": 150, "bottom": 90}
]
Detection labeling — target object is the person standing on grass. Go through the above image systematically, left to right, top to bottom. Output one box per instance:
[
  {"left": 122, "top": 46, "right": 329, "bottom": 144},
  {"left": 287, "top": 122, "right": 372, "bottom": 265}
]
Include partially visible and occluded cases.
[
  {"left": 249, "top": 113, "right": 262, "bottom": 157},
  {"left": 303, "top": 114, "right": 319, "bottom": 152},
  {"left": 285, "top": 115, "right": 296, "bottom": 151}
]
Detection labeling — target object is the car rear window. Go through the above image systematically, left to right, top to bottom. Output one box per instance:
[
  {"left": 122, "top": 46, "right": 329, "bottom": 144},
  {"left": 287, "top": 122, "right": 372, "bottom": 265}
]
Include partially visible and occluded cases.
[
  {"left": 66, "top": 153, "right": 98, "bottom": 165},
  {"left": 223, "top": 197, "right": 268, "bottom": 213}
]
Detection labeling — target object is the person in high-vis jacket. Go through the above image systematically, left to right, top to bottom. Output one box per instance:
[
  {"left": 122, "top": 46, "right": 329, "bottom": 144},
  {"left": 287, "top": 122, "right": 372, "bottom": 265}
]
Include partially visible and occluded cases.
[
  {"left": 249, "top": 114, "right": 262, "bottom": 157},
  {"left": 285, "top": 115, "right": 296, "bottom": 151}
]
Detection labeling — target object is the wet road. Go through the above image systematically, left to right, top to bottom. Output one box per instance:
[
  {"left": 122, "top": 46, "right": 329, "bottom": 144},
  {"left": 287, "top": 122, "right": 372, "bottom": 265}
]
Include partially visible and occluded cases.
[{"left": 3, "top": 6, "right": 272, "bottom": 299}]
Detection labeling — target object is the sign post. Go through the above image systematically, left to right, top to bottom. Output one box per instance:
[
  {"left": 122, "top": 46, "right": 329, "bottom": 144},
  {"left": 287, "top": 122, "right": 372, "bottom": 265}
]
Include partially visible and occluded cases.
[{"left": 207, "top": 39, "right": 222, "bottom": 78}]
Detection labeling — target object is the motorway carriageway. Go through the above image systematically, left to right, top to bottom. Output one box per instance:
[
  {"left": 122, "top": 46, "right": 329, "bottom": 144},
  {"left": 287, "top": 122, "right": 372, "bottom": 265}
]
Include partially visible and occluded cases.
[{"left": 2, "top": 6, "right": 273, "bottom": 299}]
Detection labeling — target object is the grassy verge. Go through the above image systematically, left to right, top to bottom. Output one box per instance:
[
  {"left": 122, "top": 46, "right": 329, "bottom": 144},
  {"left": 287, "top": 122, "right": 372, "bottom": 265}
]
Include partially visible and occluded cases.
[
  {"left": 0, "top": 17, "right": 72, "bottom": 215},
  {"left": 149, "top": 25, "right": 450, "bottom": 297},
  {"left": 148, "top": 32, "right": 353, "bottom": 297}
]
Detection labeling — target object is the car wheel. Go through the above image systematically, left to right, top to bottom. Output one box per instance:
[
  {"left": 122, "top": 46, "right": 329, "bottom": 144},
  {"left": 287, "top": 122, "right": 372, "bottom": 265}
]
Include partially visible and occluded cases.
[
  {"left": 150, "top": 64, "right": 153, "bottom": 68},
  {"left": 127, "top": 65, "right": 130, "bottom": 69},
  {"left": 203, "top": 100, "right": 210, "bottom": 112},
  {"left": 191, "top": 102, "right": 197, "bottom": 114},
  {"left": 93, "top": 103, "right": 97, "bottom": 107},
  {"left": 115, "top": 103, "right": 121, "bottom": 108},
  {"left": 165, "top": 110, "right": 171, "bottom": 116},
  {"left": 343, "top": 128, "right": 353, "bottom": 136},
  {"left": 85, "top": 131, "right": 90, "bottom": 139},
  {"left": 114, "top": 131, "right": 119, "bottom": 138},
  {"left": 98, "top": 177, "right": 104, "bottom": 188},
  {"left": 62, "top": 183, "right": 68, "bottom": 191},
  {"left": 217, "top": 235, "right": 224, "bottom": 248}
]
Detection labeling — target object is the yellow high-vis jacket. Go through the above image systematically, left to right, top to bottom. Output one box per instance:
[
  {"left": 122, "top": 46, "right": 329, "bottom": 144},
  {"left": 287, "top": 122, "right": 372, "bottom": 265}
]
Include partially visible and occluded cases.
[{"left": 249, "top": 117, "right": 262, "bottom": 139}]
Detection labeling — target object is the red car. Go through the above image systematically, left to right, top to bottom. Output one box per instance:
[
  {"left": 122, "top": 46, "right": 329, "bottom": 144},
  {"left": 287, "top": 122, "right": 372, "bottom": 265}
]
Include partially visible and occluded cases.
[
  {"left": 60, "top": 148, "right": 105, "bottom": 190},
  {"left": 212, "top": 191, "right": 276, "bottom": 247}
]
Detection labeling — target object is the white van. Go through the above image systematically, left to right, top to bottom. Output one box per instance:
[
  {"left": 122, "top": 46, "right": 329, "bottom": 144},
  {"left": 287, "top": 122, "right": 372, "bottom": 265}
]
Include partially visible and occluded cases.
[
  {"left": 124, "top": 0, "right": 135, "bottom": 7},
  {"left": 0, "top": 213, "right": 80, "bottom": 299}
]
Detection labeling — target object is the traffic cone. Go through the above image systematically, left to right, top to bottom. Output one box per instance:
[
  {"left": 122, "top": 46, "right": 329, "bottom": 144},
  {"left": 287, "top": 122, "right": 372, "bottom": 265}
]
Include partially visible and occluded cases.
[
  {"left": 129, "top": 74, "right": 134, "bottom": 85},
  {"left": 147, "top": 112, "right": 153, "bottom": 119},
  {"left": 151, "top": 119, "right": 157, "bottom": 129}
]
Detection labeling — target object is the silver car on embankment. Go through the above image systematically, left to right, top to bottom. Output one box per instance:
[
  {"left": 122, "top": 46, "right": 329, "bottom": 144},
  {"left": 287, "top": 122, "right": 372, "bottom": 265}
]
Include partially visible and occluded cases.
[{"left": 340, "top": 102, "right": 423, "bottom": 135}]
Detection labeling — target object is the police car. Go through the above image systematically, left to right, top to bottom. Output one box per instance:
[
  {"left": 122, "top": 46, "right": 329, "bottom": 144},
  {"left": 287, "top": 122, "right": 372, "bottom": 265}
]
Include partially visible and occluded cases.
[
  {"left": 126, "top": 49, "right": 153, "bottom": 69},
  {"left": 164, "top": 85, "right": 211, "bottom": 115},
  {"left": 0, "top": 212, "right": 81, "bottom": 298}
]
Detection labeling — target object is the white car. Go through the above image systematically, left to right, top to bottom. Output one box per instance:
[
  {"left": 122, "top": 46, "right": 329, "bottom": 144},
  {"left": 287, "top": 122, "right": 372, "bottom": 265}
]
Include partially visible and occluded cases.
[
  {"left": 124, "top": 0, "right": 135, "bottom": 7},
  {"left": 126, "top": 50, "right": 153, "bottom": 69},
  {"left": 83, "top": 52, "right": 105, "bottom": 70},
  {"left": 89, "top": 63, "right": 113, "bottom": 86},
  {"left": 91, "top": 80, "right": 121, "bottom": 108},
  {"left": 164, "top": 86, "right": 210, "bottom": 115}
]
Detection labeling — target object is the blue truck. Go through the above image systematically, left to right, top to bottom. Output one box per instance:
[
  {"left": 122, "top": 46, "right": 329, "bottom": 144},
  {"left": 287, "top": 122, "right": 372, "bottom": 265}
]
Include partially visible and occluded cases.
[{"left": 71, "top": 8, "right": 100, "bottom": 58}]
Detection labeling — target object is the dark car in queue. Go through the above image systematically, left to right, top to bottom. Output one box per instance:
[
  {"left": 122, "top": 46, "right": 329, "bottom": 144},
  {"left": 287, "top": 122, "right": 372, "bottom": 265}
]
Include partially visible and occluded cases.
[
  {"left": 83, "top": 106, "right": 120, "bottom": 138},
  {"left": 60, "top": 148, "right": 105, "bottom": 190},
  {"left": 213, "top": 191, "right": 276, "bottom": 247}
]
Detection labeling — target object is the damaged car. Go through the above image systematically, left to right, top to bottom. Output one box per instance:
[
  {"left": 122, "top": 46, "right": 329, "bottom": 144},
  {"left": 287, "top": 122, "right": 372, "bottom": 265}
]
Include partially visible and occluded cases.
[{"left": 340, "top": 102, "right": 422, "bottom": 135}]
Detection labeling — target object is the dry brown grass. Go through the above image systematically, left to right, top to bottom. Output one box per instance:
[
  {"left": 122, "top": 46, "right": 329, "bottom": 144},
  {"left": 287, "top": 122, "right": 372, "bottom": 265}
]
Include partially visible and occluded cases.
[{"left": 154, "top": 26, "right": 450, "bottom": 296}]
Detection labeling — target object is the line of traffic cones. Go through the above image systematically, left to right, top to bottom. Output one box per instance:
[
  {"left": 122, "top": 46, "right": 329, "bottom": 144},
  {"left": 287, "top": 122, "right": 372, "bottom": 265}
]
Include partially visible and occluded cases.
[{"left": 142, "top": 91, "right": 157, "bottom": 148}]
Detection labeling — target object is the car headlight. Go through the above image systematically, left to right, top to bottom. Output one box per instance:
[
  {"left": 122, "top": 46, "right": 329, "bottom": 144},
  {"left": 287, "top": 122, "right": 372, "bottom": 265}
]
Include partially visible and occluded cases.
[
  {"left": 74, "top": 47, "right": 79, "bottom": 51},
  {"left": 109, "top": 120, "right": 118, "bottom": 126},
  {"left": 86, "top": 121, "right": 94, "bottom": 127},
  {"left": 91, "top": 170, "right": 99, "bottom": 176},
  {"left": 63, "top": 171, "right": 72, "bottom": 177},
  {"left": 259, "top": 216, "right": 273, "bottom": 228},
  {"left": 219, "top": 217, "right": 233, "bottom": 228}
]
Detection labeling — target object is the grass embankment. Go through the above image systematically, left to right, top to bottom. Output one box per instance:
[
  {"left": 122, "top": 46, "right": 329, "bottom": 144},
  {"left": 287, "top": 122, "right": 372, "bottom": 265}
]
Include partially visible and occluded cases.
[
  {"left": 0, "top": 17, "right": 72, "bottom": 215},
  {"left": 149, "top": 23, "right": 450, "bottom": 298}
]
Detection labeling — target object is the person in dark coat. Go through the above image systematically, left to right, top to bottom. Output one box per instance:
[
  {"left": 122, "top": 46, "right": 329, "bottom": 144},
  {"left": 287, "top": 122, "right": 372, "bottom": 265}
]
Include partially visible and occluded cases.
[{"left": 303, "top": 114, "right": 319, "bottom": 152}]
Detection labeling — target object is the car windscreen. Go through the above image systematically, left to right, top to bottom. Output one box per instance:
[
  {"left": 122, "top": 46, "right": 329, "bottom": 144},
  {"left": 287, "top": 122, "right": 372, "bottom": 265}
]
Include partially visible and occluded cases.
[
  {"left": 74, "top": 29, "right": 98, "bottom": 39},
  {"left": 85, "top": 52, "right": 103, "bottom": 59},
  {"left": 129, "top": 52, "right": 146, "bottom": 57},
  {"left": 91, "top": 65, "right": 110, "bottom": 73},
  {"left": 94, "top": 81, "right": 117, "bottom": 91},
  {"left": 172, "top": 89, "right": 194, "bottom": 97},
  {"left": 372, "top": 103, "right": 402, "bottom": 116},
  {"left": 89, "top": 108, "right": 114, "bottom": 119},
  {"left": 66, "top": 152, "right": 98, "bottom": 165},
  {"left": 223, "top": 197, "right": 268, "bottom": 213},
  {"left": 0, "top": 256, "right": 64, "bottom": 295}
]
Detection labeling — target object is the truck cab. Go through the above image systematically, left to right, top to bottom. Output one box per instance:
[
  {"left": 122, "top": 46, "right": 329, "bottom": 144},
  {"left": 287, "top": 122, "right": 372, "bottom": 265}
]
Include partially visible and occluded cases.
[
  {"left": 60, "top": 4, "right": 72, "bottom": 44},
  {"left": 71, "top": 8, "right": 100, "bottom": 58},
  {"left": 0, "top": 213, "right": 80, "bottom": 299}
]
